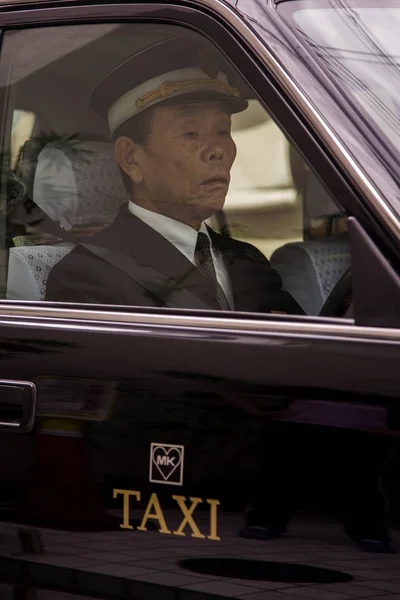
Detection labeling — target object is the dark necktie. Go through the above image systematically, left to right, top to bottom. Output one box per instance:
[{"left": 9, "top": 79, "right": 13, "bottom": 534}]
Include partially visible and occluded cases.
[{"left": 195, "top": 232, "right": 230, "bottom": 310}]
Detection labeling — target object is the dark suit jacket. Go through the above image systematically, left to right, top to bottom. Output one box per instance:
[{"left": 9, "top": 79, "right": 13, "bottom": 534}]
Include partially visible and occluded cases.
[{"left": 46, "top": 204, "right": 303, "bottom": 314}]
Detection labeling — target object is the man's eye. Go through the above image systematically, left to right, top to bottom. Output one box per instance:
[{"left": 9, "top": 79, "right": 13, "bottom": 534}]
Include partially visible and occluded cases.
[
  {"left": 219, "top": 129, "right": 231, "bottom": 136},
  {"left": 184, "top": 131, "right": 198, "bottom": 139}
]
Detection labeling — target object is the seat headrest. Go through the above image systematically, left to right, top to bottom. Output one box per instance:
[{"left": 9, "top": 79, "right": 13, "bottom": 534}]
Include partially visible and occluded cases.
[
  {"left": 33, "top": 140, "right": 128, "bottom": 230},
  {"left": 305, "top": 172, "right": 343, "bottom": 219}
]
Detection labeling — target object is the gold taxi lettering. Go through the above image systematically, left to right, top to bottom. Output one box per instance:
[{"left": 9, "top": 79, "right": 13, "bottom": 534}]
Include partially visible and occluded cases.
[
  {"left": 113, "top": 489, "right": 220, "bottom": 541},
  {"left": 113, "top": 489, "right": 140, "bottom": 530},
  {"left": 137, "top": 492, "right": 171, "bottom": 534},
  {"left": 172, "top": 496, "right": 205, "bottom": 539},
  {"left": 207, "top": 498, "right": 221, "bottom": 541}
]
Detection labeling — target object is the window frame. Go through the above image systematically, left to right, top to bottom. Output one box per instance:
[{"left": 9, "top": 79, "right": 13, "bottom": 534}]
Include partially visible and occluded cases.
[{"left": 0, "top": 0, "right": 391, "bottom": 329}]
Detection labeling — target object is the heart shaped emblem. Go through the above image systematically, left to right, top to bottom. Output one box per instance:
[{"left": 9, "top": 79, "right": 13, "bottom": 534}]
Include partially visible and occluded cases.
[{"left": 152, "top": 445, "right": 183, "bottom": 481}]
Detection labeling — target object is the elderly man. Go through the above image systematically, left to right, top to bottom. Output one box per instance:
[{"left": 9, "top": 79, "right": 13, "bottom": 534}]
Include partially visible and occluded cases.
[{"left": 45, "top": 37, "right": 302, "bottom": 314}]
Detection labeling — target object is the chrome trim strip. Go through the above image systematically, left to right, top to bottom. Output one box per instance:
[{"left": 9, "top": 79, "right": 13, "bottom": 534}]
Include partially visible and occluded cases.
[{"left": 0, "top": 304, "right": 399, "bottom": 343}]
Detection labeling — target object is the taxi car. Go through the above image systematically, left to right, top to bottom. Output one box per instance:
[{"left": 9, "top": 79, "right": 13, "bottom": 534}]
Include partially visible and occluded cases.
[{"left": 0, "top": 0, "right": 400, "bottom": 598}]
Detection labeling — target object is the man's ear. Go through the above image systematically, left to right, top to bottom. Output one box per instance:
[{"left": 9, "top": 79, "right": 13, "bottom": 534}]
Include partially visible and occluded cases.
[{"left": 114, "top": 136, "right": 144, "bottom": 184}]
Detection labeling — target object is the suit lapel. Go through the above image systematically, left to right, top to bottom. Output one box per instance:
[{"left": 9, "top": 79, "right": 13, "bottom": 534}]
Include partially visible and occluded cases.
[{"left": 96, "top": 205, "right": 222, "bottom": 310}]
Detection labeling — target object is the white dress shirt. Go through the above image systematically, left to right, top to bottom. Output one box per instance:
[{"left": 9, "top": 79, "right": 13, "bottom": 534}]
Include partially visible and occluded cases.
[{"left": 128, "top": 201, "right": 234, "bottom": 308}]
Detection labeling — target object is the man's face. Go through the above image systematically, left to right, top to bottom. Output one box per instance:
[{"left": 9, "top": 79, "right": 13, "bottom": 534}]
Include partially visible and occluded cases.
[{"left": 125, "top": 100, "right": 236, "bottom": 228}]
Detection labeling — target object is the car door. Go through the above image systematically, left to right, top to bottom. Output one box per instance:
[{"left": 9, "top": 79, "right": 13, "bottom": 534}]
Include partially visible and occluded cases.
[{"left": 0, "top": 1, "right": 400, "bottom": 599}]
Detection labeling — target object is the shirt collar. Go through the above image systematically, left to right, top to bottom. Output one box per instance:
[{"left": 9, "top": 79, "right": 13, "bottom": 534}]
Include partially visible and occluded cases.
[{"left": 128, "top": 201, "right": 210, "bottom": 263}]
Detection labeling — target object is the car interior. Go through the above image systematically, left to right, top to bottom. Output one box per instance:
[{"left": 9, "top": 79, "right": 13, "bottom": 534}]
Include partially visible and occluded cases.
[{"left": 0, "top": 22, "right": 352, "bottom": 316}]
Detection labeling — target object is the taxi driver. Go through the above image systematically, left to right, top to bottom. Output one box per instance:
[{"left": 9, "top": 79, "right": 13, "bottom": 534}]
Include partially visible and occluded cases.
[{"left": 46, "top": 37, "right": 303, "bottom": 316}]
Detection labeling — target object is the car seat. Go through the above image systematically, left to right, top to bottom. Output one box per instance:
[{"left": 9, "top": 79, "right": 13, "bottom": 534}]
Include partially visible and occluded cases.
[
  {"left": 6, "top": 139, "right": 127, "bottom": 300},
  {"left": 270, "top": 172, "right": 351, "bottom": 315}
]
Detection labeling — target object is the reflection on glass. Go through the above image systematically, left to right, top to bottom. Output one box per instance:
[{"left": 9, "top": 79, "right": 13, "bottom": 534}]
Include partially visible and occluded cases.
[
  {"left": 283, "top": 1, "right": 400, "bottom": 157},
  {"left": 11, "top": 110, "right": 36, "bottom": 169}
]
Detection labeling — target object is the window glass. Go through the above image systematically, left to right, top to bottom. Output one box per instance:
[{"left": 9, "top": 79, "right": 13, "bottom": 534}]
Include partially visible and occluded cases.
[
  {"left": 278, "top": 1, "right": 400, "bottom": 191},
  {"left": 0, "top": 23, "right": 351, "bottom": 318}
]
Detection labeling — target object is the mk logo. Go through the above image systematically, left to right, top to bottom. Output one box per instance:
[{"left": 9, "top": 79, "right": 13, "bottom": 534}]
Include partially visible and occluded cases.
[
  {"left": 150, "top": 443, "right": 184, "bottom": 485},
  {"left": 156, "top": 455, "right": 176, "bottom": 467}
]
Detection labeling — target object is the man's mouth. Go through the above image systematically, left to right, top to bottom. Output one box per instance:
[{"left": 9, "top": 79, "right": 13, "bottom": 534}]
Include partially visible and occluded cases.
[{"left": 202, "top": 175, "right": 229, "bottom": 187}]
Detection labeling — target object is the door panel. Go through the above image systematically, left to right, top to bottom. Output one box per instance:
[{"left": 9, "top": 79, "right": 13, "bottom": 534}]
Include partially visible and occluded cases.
[{"left": 0, "top": 311, "right": 399, "bottom": 595}]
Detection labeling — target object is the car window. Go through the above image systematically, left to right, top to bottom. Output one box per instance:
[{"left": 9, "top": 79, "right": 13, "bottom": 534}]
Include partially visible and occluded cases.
[{"left": 0, "top": 23, "right": 352, "bottom": 318}]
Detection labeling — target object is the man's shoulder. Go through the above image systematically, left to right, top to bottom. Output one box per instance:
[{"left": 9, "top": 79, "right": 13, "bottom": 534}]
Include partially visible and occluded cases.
[
  {"left": 51, "top": 205, "right": 134, "bottom": 271},
  {"left": 45, "top": 236, "right": 134, "bottom": 303},
  {"left": 47, "top": 243, "right": 108, "bottom": 283}
]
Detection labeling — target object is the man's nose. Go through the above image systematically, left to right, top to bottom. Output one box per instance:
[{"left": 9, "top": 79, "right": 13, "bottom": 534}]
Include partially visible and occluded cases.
[{"left": 203, "top": 136, "right": 224, "bottom": 161}]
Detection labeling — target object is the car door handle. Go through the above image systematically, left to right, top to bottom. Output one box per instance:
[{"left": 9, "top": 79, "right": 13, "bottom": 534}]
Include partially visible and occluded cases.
[{"left": 0, "top": 380, "right": 36, "bottom": 432}]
